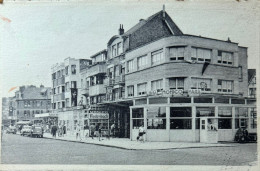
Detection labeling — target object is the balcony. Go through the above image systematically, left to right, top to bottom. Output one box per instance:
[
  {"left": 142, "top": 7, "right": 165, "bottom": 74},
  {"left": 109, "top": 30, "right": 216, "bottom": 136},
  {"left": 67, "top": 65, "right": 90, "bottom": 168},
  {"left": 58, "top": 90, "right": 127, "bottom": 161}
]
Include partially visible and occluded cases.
[
  {"left": 88, "top": 63, "right": 106, "bottom": 77},
  {"left": 114, "top": 75, "right": 125, "bottom": 85},
  {"left": 53, "top": 76, "right": 65, "bottom": 87},
  {"left": 104, "top": 78, "right": 114, "bottom": 87},
  {"left": 89, "top": 84, "right": 106, "bottom": 96},
  {"left": 81, "top": 88, "right": 89, "bottom": 96},
  {"left": 53, "top": 93, "right": 65, "bottom": 102}
]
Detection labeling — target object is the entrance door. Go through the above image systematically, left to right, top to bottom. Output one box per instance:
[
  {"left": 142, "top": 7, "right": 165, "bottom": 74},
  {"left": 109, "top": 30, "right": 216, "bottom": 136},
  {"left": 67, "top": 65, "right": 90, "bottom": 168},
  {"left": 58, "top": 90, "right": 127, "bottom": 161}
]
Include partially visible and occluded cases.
[{"left": 200, "top": 117, "right": 207, "bottom": 142}]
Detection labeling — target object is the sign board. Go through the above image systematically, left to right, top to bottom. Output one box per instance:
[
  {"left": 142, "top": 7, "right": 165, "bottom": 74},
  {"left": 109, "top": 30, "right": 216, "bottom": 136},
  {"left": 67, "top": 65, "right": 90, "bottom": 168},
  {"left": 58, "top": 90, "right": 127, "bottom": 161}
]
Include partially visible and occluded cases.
[
  {"left": 148, "top": 89, "right": 184, "bottom": 97},
  {"left": 188, "top": 89, "right": 201, "bottom": 96},
  {"left": 89, "top": 113, "right": 109, "bottom": 119}
]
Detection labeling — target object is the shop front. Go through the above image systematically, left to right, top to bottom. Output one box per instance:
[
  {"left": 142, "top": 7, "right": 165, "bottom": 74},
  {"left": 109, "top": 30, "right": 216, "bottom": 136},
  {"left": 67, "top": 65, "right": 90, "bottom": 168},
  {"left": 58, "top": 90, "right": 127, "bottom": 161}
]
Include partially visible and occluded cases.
[{"left": 130, "top": 96, "right": 256, "bottom": 142}]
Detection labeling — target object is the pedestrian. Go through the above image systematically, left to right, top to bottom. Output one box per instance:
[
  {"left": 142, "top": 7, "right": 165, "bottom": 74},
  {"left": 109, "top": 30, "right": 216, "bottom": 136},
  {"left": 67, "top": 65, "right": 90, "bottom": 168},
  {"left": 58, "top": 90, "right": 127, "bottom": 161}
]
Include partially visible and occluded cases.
[
  {"left": 110, "top": 123, "right": 115, "bottom": 138},
  {"left": 52, "top": 124, "right": 57, "bottom": 138},
  {"left": 63, "top": 124, "right": 66, "bottom": 137},
  {"left": 76, "top": 124, "right": 82, "bottom": 141},
  {"left": 83, "top": 124, "right": 88, "bottom": 139},
  {"left": 89, "top": 124, "right": 95, "bottom": 139},
  {"left": 95, "top": 124, "right": 99, "bottom": 138},
  {"left": 98, "top": 124, "right": 102, "bottom": 141},
  {"left": 138, "top": 125, "right": 145, "bottom": 143}
]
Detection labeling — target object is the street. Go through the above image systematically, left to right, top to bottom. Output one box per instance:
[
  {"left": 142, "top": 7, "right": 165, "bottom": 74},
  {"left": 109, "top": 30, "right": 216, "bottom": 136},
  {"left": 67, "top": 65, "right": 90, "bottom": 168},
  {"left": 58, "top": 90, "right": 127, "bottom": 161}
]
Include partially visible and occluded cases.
[{"left": 1, "top": 133, "right": 257, "bottom": 165}]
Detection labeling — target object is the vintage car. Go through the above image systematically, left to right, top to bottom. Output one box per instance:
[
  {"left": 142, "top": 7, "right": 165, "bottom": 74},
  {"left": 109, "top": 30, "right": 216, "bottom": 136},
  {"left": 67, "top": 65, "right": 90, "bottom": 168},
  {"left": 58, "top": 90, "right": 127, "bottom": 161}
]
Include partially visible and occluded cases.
[
  {"left": 21, "top": 125, "right": 33, "bottom": 136},
  {"left": 31, "top": 125, "right": 44, "bottom": 138},
  {"left": 6, "top": 126, "right": 17, "bottom": 134}
]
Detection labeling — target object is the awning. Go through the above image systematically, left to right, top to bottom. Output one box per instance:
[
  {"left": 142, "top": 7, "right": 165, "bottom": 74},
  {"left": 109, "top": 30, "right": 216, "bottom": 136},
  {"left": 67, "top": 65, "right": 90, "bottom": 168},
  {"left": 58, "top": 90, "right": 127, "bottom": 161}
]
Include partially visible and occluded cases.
[
  {"left": 35, "top": 113, "right": 58, "bottom": 118},
  {"left": 16, "top": 121, "right": 32, "bottom": 125}
]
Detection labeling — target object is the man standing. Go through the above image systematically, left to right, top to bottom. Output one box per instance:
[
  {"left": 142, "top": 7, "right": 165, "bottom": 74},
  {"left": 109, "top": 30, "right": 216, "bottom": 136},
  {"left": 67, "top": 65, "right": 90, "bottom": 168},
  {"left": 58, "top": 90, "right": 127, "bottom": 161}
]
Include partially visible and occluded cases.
[
  {"left": 76, "top": 124, "right": 82, "bottom": 141},
  {"left": 89, "top": 124, "right": 95, "bottom": 139},
  {"left": 138, "top": 125, "right": 145, "bottom": 143}
]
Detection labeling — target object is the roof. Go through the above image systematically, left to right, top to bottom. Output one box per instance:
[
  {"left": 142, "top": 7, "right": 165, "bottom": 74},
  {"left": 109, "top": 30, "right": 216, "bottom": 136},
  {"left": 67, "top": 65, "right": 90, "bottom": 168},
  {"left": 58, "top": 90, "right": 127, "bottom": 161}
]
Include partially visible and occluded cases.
[
  {"left": 123, "top": 10, "right": 183, "bottom": 37},
  {"left": 90, "top": 49, "right": 107, "bottom": 59},
  {"left": 248, "top": 69, "right": 256, "bottom": 83},
  {"left": 18, "top": 86, "right": 51, "bottom": 100}
]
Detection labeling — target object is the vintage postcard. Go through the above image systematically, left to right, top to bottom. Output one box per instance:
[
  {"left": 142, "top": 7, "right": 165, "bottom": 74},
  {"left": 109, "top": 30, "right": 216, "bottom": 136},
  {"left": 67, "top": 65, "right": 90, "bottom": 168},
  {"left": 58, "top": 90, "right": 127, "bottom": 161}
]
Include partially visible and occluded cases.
[{"left": 0, "top": 0, "right": 259, "bottom": 170}]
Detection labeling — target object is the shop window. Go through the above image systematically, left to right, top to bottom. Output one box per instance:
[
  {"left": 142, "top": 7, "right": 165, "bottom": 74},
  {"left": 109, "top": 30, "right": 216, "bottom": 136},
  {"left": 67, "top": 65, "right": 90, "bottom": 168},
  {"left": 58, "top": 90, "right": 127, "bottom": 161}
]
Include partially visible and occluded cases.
[
  {"left": 169, "top": 47, "right": 185, "bottom": 61},
  {"left": 191, "top": 47, "right": 211, "bottom": 62},
  {"left": 151, "top": 49, "right": 164, "bottom": 65},
  {"left": 217, "top": 51, "right": 233, "bottom": 65},
  {"left": 137, "top": 55, "right": 148, "bottom": 70},
  {"left": 127, "top": 60, "right": 134, "bottom": 73},
  {"left": 71, "top": 65, "right": 76, "bottom": 75},
  {"left": 169, "top": 77, "right": 184, "bottom": 90},
  {"left": 191, "top": 78, "right": 211, "bottom": 91},
  {"left": 151, "top": 79, "right": 163, "bottom": 92},
  {"left": 218, "top": 80, "right": 233, "bottom": 93},
  {"left": 137, "top": 83, "right": 147, "bottom": 96},
  {"left": 127, "top": 85, "right": 134, "bottom": 97},
  {"left": 149, "top": 97, "right": 167, "bottom": 104},
  {"left": 170, "top": 97, "right": 191, "bottom": 103},
  {"left": 214, "top": 97, "right": 230, "bottom": 104},
  {"left": 194, "top": 98, "right": 212, "bottom": 103},
  {"left": 135, "top": 99, "right": 147, "bottom": 105},
  {"left": 231, "top": 99, "right": 245, "bottom": 104},
  {"left": 147, "top": 106, "right": 166, "bottom": 129},
  {"left": 170, "top": 107, "right": 192, "bottom": 129},
  {"left": 170, "top": 107, "right": 192, "bottom": 117},
  {"left": 196, "top": 107, "right": 215, "bottom": 117},
  {"left": 218, "top": 107, "right": 232, "bottom": 117},
  {"left": 235, "top": 107, "right": 248, "bottom": 129},
  {"left": 132, "top": 108, "right": 144, "bottom": 129},
  {"left": 132, "top": 108, "right": 144, "bottom": 118},
  {"left": 250, "top": 108, "right": 257, "bottom": 129},
  {"left": 196, "top": 118, "right": 200, "bottom": 129},
  {"left": 170, "top": 119, "right": 192, "bottom": 129},
  {"left": 218, "top": 119, "right": 232, "bottom": 129}
]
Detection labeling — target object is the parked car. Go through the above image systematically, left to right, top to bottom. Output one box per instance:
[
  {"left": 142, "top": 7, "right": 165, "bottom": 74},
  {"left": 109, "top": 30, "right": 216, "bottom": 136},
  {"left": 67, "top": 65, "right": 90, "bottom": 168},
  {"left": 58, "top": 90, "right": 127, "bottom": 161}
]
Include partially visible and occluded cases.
[
  {"left": 21, "top": 125, "right": 33, "bottom": 136},
  {"left": 31, "top": 125, "right": 44, "bottom": 138},
  {"left": 6, "top": 126, "right": 17, "bottom": 134}
]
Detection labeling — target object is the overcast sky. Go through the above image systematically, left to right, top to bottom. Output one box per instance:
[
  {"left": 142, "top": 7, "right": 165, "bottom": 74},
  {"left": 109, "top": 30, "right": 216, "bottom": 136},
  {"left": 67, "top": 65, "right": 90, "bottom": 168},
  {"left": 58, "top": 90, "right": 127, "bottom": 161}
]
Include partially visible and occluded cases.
[{"left": 0, "top": 0, "right": 259, "bottom": 98}]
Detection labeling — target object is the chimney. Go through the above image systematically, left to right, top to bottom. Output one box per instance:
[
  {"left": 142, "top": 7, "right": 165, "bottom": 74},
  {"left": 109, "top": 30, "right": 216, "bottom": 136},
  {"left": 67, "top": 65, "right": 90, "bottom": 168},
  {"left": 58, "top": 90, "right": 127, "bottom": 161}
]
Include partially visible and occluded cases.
[{"left": 119, "top": 24, "right": 124, "bottom": 35}]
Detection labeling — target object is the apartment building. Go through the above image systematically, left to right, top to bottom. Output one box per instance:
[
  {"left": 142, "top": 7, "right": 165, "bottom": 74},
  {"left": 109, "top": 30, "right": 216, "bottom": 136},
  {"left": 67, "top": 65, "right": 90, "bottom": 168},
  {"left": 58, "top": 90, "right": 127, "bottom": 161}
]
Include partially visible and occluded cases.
[
  {"left": 51, "top": 9, "right": 256, "bottom": 142},
  {"left": 51, "top": 57, "right": 91, "bottom": 131},
  {"left": 13, "top": 85, "right": 51, "bottom": 123}
]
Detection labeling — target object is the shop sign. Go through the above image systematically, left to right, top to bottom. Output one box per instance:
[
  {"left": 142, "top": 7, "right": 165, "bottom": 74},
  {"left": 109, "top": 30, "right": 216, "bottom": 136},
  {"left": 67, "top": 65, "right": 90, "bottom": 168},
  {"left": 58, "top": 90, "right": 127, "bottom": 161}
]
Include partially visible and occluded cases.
[
  {"left": 148, "top": 89, "right": 184, "bottom": 97},
  {"left": 188, "top": 89, "right": 201, "bottom": 96},
  {"left": 89, "top": 113, "right": 109, "bottom": 119}
]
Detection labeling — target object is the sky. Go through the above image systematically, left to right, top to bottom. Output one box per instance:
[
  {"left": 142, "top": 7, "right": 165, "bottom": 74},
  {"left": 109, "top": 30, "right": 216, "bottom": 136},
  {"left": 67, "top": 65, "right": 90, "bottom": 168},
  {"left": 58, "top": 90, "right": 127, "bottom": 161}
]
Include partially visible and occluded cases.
[{"left": 0, "top": 0, "right": 259, "bottom": 98}]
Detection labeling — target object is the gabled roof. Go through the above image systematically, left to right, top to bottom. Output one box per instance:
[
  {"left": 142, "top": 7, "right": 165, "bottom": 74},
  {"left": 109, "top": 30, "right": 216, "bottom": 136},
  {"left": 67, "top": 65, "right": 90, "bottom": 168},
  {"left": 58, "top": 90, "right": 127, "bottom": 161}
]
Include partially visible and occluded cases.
[
  {"left": 123, "top": 10, "right": 183, "bottom": 37},
  {"left": 248, "top": 69, "right": 256, "bottom": 84}
]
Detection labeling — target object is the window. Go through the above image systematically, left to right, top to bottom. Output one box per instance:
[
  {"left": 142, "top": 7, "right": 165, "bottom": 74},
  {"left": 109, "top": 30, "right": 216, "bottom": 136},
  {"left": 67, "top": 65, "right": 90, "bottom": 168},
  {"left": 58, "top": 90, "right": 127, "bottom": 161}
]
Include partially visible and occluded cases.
[
  {"left": 117, "top": 42, "right": 122, "bottom": 55},
  {"left": 112, "top": 44, "right": 117, "bottom": 57},
  {"left": 169, "top": 47, "right": 185, "bottom": 60},
  {"left": 191, "top": 47, "right": 211, "bottom": 62},
  {"left": 152, "top": 49, "right": 164, "bottom": 65},
  {"left": 218, "top": 51, "right": 233, "bottom": 65},
  {"left": 137, "top": 55, "right": 147, "bottom": 70},
  {"left": 127, "top": 60, "right": 134, "bottom": 72},
  {"left": 71, "top": 65, "right": 76, "bottom": 74},
  {"left": 65, "top": 66, "right": 68, "bottom": 75},
  {"left": 239, "top": 66, "right": 243, "bottom": 80},
  {"left": 52, "top": 73, "right": 56, "bottom": 80},
  {"left": 169, "top": 77, "right": 184, "bottom": 90},
  {"left": 191, "top": 78, "right": 211, "bottom": 91},
  {"left": 151, "top": 79, "right": 163, "bottom": 92},
  {"left": 218, "top": 80, "right": 233, "bottom": 93},
  {"left": 71, "top": 81, "right": 77, "bottom": 88},
  {"left": 65, "top": 82, "right": 70, "bottom": 91},
  {"left": 137, "top": 83, "right": 147, "bottom": 96},
  {"left": 62, "top": 86, "right": 65, "bottom": 93},
  {"left": 127, "top": 86, "right": 134, "bottom": 97},
  {"left": 249, "top": 88, "right": 256, "bottom": 98},
  {"left": 62, "top": 101, "right": 65, "bottom": 108},
  {"left": 147, "top": 106, "right": 166, "bottom": 129},
  {"left": 170, "top": 107, "right": 192, "bottom": 129},
  {"left": 196, "top": 107, "right": 215, "bottom": 117},
  {"left": 218, "top": 107, "right": 232, "bottom": 117},
  {"left": 235, "top": 107, "right": 248, "bottom": 129},
  {"left": 132, "top": 108, "right": 144, "bottom": 129},
  {"left": 250, "top": 108, "right": 257, "bottom": 129},
  {"left": 218, "top": 119, "right": 232, "bottom": 129}
]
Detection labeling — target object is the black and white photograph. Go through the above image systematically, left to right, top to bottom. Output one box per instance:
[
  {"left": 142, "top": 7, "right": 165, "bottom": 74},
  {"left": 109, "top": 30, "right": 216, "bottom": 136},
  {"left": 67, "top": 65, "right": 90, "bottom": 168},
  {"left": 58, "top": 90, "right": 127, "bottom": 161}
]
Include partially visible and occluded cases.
[{"left": 0, "top": 0, "right": 259, "bottom": 170}]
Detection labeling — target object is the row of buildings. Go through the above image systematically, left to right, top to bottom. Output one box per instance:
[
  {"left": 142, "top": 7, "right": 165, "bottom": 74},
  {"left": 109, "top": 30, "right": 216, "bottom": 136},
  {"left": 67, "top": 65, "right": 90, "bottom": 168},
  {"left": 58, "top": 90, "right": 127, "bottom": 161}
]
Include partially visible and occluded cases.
[{"left": 2, "top": 9, "right": 257, "bottom": 142}]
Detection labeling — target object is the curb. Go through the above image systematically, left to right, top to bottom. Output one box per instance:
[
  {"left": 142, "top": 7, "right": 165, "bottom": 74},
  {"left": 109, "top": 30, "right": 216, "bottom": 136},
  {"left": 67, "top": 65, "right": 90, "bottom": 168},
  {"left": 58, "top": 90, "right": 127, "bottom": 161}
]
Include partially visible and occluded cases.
[{"left": 42, "top": 136, "right": 236, "bottom": 151}]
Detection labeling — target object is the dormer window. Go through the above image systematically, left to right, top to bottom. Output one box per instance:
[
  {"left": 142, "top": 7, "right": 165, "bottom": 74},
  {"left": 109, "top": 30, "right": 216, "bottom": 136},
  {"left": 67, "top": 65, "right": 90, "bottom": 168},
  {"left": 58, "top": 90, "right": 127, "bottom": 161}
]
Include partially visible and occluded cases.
[{"left": 111, "top": 42, "right": 123, "bottom": 57}]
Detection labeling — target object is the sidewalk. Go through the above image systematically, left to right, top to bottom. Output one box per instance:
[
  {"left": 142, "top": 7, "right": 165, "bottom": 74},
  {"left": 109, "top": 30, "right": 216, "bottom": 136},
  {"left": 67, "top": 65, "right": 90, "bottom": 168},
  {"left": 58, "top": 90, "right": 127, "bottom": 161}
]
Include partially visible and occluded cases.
[{"left": 43, "top": 133, "right": 236, "bottom": 150}]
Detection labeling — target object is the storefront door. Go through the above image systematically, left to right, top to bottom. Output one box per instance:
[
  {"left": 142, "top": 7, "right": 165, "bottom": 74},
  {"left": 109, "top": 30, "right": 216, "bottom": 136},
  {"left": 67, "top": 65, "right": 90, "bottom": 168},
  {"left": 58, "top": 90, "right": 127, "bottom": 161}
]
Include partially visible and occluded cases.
[{"left": 200, "top": 117, "right": 207, "bottom": 142}]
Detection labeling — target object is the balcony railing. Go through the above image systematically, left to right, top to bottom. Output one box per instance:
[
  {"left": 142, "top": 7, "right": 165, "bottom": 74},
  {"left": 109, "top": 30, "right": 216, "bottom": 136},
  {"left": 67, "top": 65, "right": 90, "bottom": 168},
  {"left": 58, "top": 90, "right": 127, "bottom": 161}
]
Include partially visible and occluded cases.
[
  {"left": 114, "top": 75, "right": 125, "bottom": 84},
  {"left": 53, "top": 76, "right": 65, "bottom": 87},
  {"left": 104, "top": 78, "right": 114, "bottom": 87},
  {"left": 81, "top": 88, "right": 89, "bottom": 96}
]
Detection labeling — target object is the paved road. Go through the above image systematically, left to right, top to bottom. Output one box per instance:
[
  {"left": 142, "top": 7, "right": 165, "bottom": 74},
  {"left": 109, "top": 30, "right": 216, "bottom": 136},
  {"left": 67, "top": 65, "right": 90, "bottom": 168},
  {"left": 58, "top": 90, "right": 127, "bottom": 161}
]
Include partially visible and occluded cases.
[{"left": 1, "top": 133, "right": 257, "bottom": 165}]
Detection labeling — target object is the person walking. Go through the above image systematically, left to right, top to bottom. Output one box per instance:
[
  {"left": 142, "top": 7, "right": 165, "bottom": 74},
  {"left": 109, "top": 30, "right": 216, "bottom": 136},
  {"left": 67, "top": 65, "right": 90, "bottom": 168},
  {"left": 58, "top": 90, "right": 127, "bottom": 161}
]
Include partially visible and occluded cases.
[
  {"left": 110, "top": 123, "right": 115, "bottom": 138},
  {"left": 52, "top": 124, "right": 57, "bottom": 138},
  {"left": 63, "top": 124, "right": 66, "bottom": 137},
  {"left": 76, "top": 124, "right": 82, "bottom": 141},
  {"left": 83, "top": 124, "right": 88, "bottom": 139},
  {"left": 89, "top": 124, "right": 95, "bottom": 139},
  {"left": 95, "top": 124, "right": 99, "bottom": 138},
  {"left": 98, "top": 124, "right": 102, "bottom": 141},
  {"left": 138, "top": 125, "right": 145, "bottom": 143}
]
